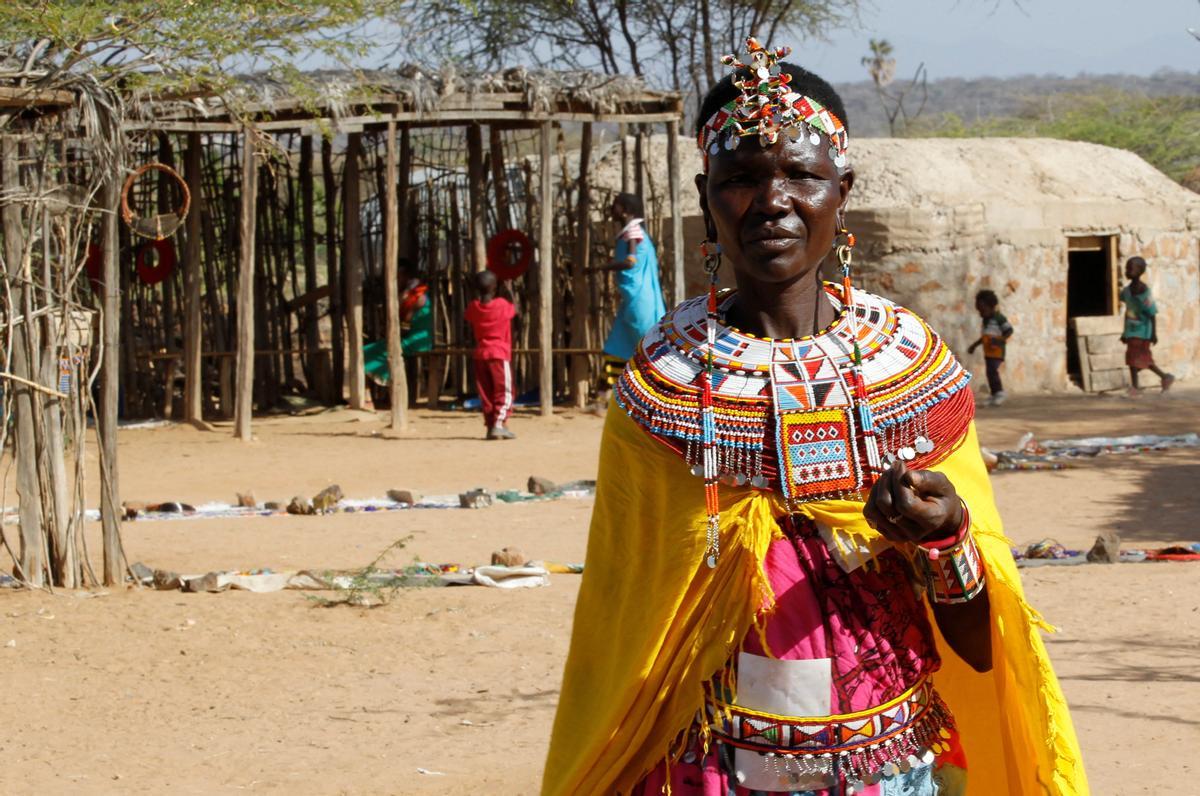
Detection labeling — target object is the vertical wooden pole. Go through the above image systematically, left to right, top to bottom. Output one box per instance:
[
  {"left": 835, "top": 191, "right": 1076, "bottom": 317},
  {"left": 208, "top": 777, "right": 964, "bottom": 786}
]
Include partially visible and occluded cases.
[
  {"left": 666, "top": 119, "right": 685, "bottom": 307},
  {"left": 384, "top": 120, "right": 408, "bottom": 430},
  {"left": 538, "top": 122, "right": 554, "bottom": 417},
  {"left": 466, "top": 123, "right": 488, "bottom": 272},
  {"left": 570, "top": 123, "right": 594, "bottom": 407},
  {"left": 619, "top": 123, "right": 630, "bottom": 193},
  {"left": 635, "top": 125, "right": 646, "bottom": 201},
  {"left": 488, "top": 126, "right": 512, "bottom": 230},
  {"left": 234, "top": 130, "right": 258, "bottom": 440},
  {"left": 183, "top": 132, "right": 205, "bottom": 423},
  {"left": 343, "top": 133, "right": 365, "bottom": 410},
  {"left": 300, "top": 135, "right": 320, "bottom": 386},
  {"left": 1, "top": 138, "right": 45, "bottom": 585},
  {"left": 321, "top": 138, "right": 344, "bottom": 402},
  {"left": 100, "top": 170, "right": 123, "bottom": 584}
]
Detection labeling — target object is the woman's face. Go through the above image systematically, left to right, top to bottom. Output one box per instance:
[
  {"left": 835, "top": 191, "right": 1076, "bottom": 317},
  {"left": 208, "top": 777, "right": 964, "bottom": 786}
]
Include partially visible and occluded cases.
[{"left": 697, "top": 132, "right": 853, "bottom": 287}]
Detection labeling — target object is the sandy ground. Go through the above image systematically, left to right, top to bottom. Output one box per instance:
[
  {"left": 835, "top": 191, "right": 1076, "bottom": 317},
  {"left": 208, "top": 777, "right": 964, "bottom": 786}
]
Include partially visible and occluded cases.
[{"left": 1, "top": 387, "right": 1198, "bottom": 794}]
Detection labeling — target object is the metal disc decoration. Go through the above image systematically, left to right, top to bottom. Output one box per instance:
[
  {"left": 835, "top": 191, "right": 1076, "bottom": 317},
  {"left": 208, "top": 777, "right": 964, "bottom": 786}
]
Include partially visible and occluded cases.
[
  {"left": 120, "top": 162, "right": 191, "bottom": 241},
  {"left": 486, "top": 228, "right": 533, "bottom": 280},
  {"left": 136, "top": 238, "right": 176, "bottom": 285}
]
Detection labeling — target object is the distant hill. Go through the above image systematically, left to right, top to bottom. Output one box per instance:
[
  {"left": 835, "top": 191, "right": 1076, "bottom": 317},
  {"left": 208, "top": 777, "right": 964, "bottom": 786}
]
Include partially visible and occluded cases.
[{"left": 836, "top": 71, "right": 1200, "bottom": 138}]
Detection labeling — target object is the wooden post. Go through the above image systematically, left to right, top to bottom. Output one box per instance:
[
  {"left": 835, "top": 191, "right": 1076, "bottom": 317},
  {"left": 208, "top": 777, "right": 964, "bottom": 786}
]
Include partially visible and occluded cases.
[
  {"left": 666, "top": 119, "right": 685, "bottom": 307},
  {"left": 384, "top": 121, "right": 408, "bottom": 430},
  {"left": 538, "top": 122, "right": 554, "bottom": 416},
  {"left": 466, "top": 123, "right": 488, "bottom": 272},
  {"left": 570, "top": 123, "right": 594, "bottom": 407},
  {"left": 619, "top": 123, "right": 631, "bottom": 193},
  {"left": 635, "top": 125, "right": 646, "bottom": 201},
  {"left": 488, "top": 126, "right": 512, "bottom": 230},
  {"left": 234, "top": 131, "right": 258, "bottom": 441},
  {"left": 183, "top": 132, "right": 205, "bottom": 423},
  {"left": 343, "top": 133, "right": 365, "bottom": 410},
  {"left": 300, "top": 135, "right": 320, "bottom": 388},
  {"left": 1, "top": 137, "right": 45, "bottom": 585},
  {"left": 321, "top": 138, "right": 344, "bottom": 402},
  {"left": 100, "top": 170, "right": 124, "bottom": 585}
]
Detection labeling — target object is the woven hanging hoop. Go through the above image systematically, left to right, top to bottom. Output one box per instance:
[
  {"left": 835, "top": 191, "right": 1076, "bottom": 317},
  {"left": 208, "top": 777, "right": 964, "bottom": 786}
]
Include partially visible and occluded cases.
[{"left": 120, "top": 162, "right": 191, "bottom": 241}]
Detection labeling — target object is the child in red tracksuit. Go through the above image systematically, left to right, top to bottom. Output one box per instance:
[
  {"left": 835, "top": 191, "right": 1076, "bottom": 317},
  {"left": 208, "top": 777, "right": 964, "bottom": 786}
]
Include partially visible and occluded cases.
[{"left": 465, "top": 270, "right": 517, "bottom": 440}]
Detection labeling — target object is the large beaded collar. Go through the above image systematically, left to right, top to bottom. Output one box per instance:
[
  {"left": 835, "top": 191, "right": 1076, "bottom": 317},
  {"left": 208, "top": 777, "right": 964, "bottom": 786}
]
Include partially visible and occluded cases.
[{"left": 615, "top": 285, "right": 974, "bottom": 513}]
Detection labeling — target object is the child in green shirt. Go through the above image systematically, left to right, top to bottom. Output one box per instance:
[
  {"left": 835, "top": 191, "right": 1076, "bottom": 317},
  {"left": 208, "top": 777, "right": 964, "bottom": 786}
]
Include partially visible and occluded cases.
[{"left": 1119, "top": 256, "right": 1175, "bottom": 394}]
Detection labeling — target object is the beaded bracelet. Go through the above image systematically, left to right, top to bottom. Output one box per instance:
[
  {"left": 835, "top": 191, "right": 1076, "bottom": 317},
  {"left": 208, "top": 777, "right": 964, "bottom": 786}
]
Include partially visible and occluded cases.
[{"left": 916, "top": 501, "right": 986, "bottom": 604}]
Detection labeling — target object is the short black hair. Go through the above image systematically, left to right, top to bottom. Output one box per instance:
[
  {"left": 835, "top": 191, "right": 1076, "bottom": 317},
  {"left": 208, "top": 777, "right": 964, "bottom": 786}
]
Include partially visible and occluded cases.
[
  {"left": 695, "top": 63, "right": 850, "bottom": 140},
  {"left": 614, "top": 192, "right": 644, "bottom": 217},
  {"left": 1126, "top": 256, "right": 1147, "bottom": 273},
  {"left": 474, "top": 269, "right": 497, "bottom": 293},
  {"left": 975, "top": 289, "right": 999, "bottom": 308}
]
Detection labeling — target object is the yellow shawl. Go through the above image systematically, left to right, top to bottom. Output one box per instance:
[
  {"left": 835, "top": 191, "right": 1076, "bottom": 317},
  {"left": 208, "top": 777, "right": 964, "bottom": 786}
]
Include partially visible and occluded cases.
[{"left": 543, "top": 405, "right": 1088, "bottom": 795}]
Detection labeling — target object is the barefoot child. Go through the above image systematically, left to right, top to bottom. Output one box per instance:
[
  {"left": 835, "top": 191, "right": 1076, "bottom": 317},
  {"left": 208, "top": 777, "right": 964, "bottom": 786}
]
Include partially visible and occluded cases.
[
  {"left": 1120, "top": 256, "right": 1175, "bottom": 394},
  {"left": 465, "top": 270, "right": 517, "bottom": 439},
  {"left": 967, "top": 289, "right": 1013, "bottom": 406}
]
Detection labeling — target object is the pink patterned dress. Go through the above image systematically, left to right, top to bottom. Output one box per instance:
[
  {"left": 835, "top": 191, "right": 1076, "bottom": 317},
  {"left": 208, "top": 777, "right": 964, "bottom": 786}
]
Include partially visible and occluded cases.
[{"left": 634, "top": 516, "right": 967, "bottom": 796}]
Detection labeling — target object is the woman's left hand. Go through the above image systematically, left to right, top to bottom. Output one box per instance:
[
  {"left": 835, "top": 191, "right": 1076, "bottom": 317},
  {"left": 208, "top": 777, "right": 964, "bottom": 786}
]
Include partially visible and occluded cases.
[{"left": 863, "top": 462, "right": 963, "bottom": 544}]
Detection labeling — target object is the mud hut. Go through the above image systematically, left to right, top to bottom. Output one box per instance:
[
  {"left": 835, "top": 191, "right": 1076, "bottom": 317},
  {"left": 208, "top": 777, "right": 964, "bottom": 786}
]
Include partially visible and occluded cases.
[{"left": 656, "top": 137, "right": 1200, "bottom": 393}]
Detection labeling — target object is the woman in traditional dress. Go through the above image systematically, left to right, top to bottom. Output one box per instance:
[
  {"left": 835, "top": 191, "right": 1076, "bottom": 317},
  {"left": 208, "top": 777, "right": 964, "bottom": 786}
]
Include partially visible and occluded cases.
[
  {"left": 543, "top": 42, "right": 1087, "bottom": 796},
  {"left": 590, "top": 192, "right": 668, "bottom": 393}
]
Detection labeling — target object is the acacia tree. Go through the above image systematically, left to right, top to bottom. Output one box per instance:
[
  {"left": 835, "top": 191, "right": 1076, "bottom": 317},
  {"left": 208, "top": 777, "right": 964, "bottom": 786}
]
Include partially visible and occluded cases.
[
  {"left": 390, "top": 0, "right": 865, "bottom": 121},
  {"left": 0, "top": 2, "right": 383, "bottom": 587},
  {"left": 861, "top": 38, "right": 927, "bottom": 136}
]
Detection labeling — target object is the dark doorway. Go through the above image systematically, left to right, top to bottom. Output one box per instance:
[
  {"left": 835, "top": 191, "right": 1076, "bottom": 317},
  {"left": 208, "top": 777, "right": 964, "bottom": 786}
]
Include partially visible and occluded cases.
[{"left": 1066, "top": 235, "right": 1117, "bottom": 382}]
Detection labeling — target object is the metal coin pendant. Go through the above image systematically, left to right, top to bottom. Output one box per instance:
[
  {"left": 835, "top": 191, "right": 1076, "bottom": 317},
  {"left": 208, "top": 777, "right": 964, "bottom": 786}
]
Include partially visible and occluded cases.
[
  {"left": 914, "top": 436, "right": 935, "bottom": 454},
  {"left": 898, "top": 446, "right": 916, "bottom": 461},
  {"left": 690, "top": 463, "right": 705, "bottom": 477},
  {"left": 750, "top": 474, "right": 769, "bottom": 489},
  {"left": 706, "top": 555, "right": 718, "bottom": 569}
]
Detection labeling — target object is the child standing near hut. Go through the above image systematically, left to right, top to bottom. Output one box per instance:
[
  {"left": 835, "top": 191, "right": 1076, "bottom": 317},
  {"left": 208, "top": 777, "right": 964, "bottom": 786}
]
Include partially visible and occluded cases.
[
  {"left": 1120, "top": 256, "right": 1175, "bottom": 395},
  {"left": 466, "top": 270, "right": 518, "bottom": 440},
  {"left": 968, "top": 289, "right": 1014, "bottom": 406}
]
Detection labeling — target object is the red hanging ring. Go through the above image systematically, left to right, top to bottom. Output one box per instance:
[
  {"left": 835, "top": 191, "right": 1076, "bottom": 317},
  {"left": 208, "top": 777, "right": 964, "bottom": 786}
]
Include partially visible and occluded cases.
[
  {"left": 121, "top": 162, "right": 191, "bottom": 241},
  {"left": 486, "top": 228, "right": 533, "bottom": 280},
  {"left": 136, "top": 238, "right": 176, "bottom": 285}
]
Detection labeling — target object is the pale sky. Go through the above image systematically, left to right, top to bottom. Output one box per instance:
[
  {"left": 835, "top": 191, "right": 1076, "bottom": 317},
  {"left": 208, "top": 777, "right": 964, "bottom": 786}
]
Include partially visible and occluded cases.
[{"left": 799, "top": 0, "right": 1199, "bottom": 82}]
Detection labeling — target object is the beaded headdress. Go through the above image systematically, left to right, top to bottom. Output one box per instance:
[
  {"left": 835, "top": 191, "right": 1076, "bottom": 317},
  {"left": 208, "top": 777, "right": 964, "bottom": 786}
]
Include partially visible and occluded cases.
[{"left": 696, "top": 37, "right": 849, "bottom": 172}]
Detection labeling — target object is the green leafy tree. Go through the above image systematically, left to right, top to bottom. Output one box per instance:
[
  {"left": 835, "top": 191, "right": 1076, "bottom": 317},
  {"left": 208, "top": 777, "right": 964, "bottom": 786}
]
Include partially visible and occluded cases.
[
  {"left": 388, "top": 0, "right": 866, "bottom": 119},
  {"left": 0, "top": 2, "right": 384, "bottom": 100},
  {"left": 911, "top": 92, "right": 1200, "bottom": 185}
]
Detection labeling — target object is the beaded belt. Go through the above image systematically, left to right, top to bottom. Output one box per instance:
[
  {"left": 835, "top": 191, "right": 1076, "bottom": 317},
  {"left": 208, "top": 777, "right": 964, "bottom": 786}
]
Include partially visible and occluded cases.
[{"left": 707, "top": 676, "right": 954, "bottom": 785}]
